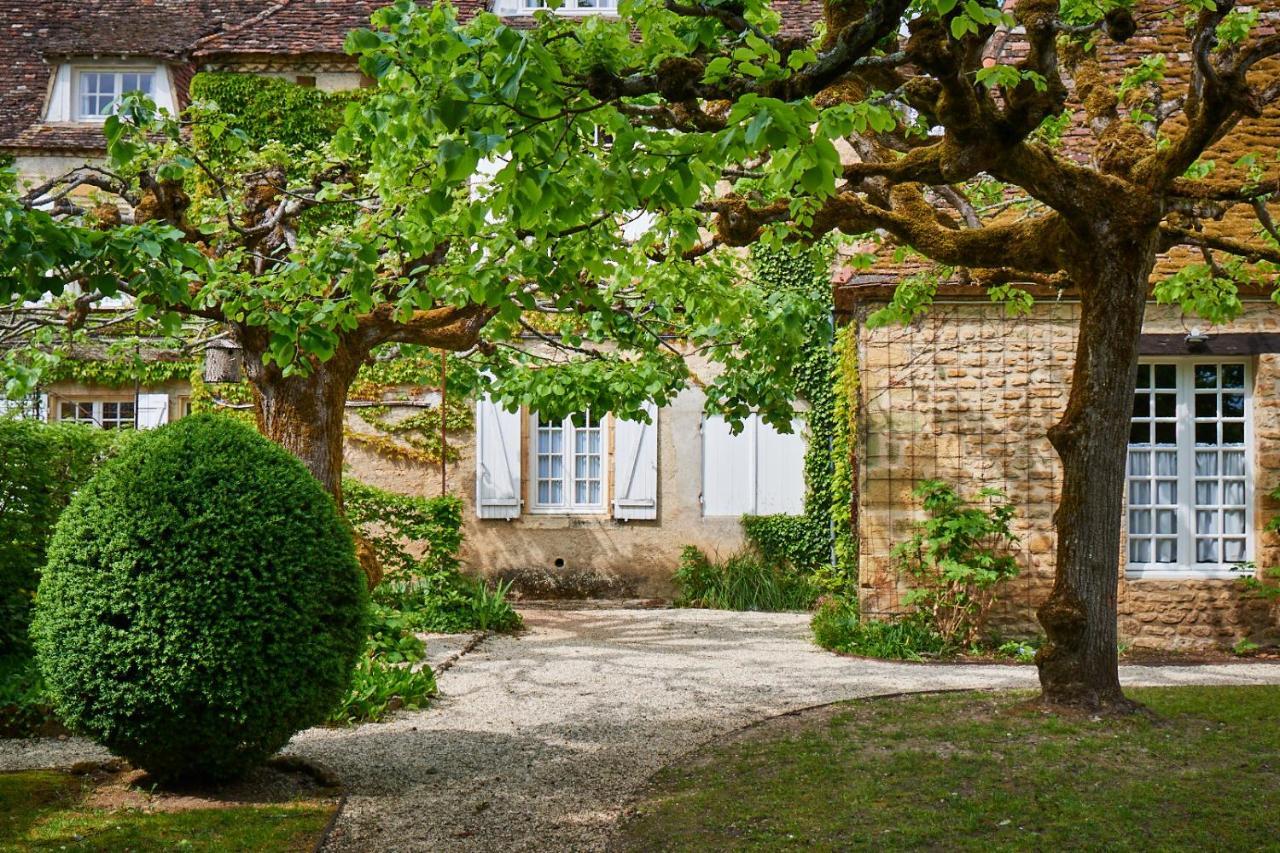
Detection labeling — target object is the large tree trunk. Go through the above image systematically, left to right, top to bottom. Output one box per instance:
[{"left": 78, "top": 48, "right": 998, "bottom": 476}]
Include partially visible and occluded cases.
[
  {"left": 1036, "top": 232, "right": 1161, "bottom": 710},
  {"left": 237, "top": 332, "right": 383, "bottom": 587}
]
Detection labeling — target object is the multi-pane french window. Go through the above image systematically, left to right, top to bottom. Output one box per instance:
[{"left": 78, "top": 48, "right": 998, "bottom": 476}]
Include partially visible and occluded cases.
[
  {"left": 1126, "top": 361, "right": 1250, "bottom": 576},
  {"left": 58, "top": 399, "right": 135, "bottom": 429},
  {"left": 532, "top": 411, "right": 605, "bottom": 512}
]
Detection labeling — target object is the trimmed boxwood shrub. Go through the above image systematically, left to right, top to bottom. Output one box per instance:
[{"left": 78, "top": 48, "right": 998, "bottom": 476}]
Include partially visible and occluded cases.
[{"left": 32, "top": 414, "right": 367, "bottom": 782}]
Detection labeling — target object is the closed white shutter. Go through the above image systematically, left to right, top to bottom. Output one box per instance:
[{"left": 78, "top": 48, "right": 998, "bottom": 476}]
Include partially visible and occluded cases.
[
  {"left": 136, "top": 393, "right": 170, "bottom": 429},
  {"left": 38, "top": 394, "right": 49, "bottom": 422},
  {"left": 476, "top": 395, "right": 522, "bottom": 519},
  {"left": 613, "top": 402, "right": 658, "bottom": 520},
  {"left": 701, "top": 415, "right": 756, "bottom": 516},
  {"left": 756, "top": 418, "right": 806, "bottom": 515}
]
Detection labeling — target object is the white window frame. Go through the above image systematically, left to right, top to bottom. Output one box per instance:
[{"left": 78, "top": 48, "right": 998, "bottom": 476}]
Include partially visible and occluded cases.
[
  {"left": 496, "top": 0, "right": 618, "bottom": 15},
  {"left": 75, "top": 68, "right": 156, "bottom": 122},
  {"left": 1125, "top": 358, "right": 1254, "bottom": 580},
  {"left": 57, "top": 397, "right": 137, "bottom": 430},
  {"left": 528, "top": 410, "right": 609, "bottom": 514}
]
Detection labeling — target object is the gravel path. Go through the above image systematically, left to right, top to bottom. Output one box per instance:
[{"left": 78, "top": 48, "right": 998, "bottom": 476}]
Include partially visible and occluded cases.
[{"left": 5, "top": 607, "right": 1280, "bottom": 851}]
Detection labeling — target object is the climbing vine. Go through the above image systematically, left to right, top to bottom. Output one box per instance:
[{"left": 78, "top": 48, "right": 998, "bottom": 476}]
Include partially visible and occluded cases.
[
  {"left": 739, "top": 245, "right": 857, "bottom": 589},
  {"left": 44, "top": 356, "right": 199, "bottom": 389}
]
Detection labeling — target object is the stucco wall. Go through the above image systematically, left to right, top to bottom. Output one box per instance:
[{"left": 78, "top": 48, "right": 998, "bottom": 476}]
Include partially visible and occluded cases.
[
  {"left": 854, "top": 298, "right": 1280, "bottom": 650},
  {"left": 347, "top": 383, "right": 751, "bottom": 600}
]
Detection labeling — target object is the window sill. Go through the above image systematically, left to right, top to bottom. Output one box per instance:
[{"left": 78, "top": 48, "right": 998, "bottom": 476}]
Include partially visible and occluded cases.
[
  {"left": 526, "top": 507, "right": 608, "bottom": 517},
  {"left": 1125, "top": 568, "right": 1252, "bottom": 581}
]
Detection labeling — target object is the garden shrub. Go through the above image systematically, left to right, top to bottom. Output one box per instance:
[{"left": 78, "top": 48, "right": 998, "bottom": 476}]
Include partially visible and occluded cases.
[
  {"left": 32, "top": 414, "right": 367, "bottom": 782},
  {"left": 0, "top": 419, "right": 122, "bottom": 656},
  {"left": 346, "top": 479, "right": 521, "bottom": 634},
  {"left": 891, "top": 480, "right": 1020, "bottom": 649},
  {"left": 674, "top": 545, "right": 819, "bottom": 612},
  {"left": 810, "top": 597, "right": 946, "bottom": 661}
]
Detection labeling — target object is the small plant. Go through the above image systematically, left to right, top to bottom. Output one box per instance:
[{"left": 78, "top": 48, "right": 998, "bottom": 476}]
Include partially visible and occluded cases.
[
  {"left": 891, "top": 480, "right": 1020, "bottom": 649},
  {"left": 675, "top": 546, "right": 819, "bottom": 612},
  {"left": 1232, "top": 561, "right": 1280, "bottom": 601},
  {"left": 810, "top": 597, "right": 945, "bottom": 661},
  {"left": 1232, "top": 638, "right": 1262, "bottom": 657},
  {"left": 995, "top": 639, "right": 1040, "bottom": 663}
]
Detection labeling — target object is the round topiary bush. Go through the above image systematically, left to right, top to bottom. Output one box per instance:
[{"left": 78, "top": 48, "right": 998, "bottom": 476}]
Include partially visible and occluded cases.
[{"left": 32, "top": 413, "right": 367, "bottom": 783}]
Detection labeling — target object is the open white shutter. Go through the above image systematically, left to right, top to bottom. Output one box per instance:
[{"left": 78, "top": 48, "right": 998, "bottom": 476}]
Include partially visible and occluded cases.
[
  {"left": 136, "top": 393, "right": 170, "bottom": 429},
  {"left": 38, "top": 394, "right": 49, "bottom": 422},
  {"left": 476, "top": 395, "right": 522, "bottom": 519},
  {"left": 613, "top": 403, "right": 658, "bottom": 520},
  {"left": 701, "top": 414, "right": 756, "bottom": 516},
  {"left": 756, "top": 417, "right": 806, "bottom": 515}
]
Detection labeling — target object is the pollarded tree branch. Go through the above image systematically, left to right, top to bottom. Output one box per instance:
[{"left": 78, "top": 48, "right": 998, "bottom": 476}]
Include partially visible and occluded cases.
[{"left": 1160, "top": 226, "right": 1280, "bottom": 265}]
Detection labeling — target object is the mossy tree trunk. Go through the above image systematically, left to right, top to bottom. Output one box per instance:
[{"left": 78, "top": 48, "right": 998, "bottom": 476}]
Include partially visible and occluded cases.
[{"left": 1036, "top": 229, "right": 1161, "bottom": 709}]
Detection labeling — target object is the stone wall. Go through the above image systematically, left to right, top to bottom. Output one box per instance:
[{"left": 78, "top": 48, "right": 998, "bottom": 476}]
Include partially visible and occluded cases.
[{"left": 854, "top": 298, "right": 1280, "bottom": 650}]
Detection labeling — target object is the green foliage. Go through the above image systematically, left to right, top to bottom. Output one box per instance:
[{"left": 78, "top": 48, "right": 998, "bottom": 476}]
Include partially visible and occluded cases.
[
  {"left": 188, "top": 73, "right": 359, "bottom": 167},
  {"left": 44, "top": 356, "right": 199, "bottom": 389},
  {"left": 31, "top": 414, "right": 368, "bottom": 781},
  {"left": 0, "top": 420, "right": 125, "bottom": 656},
  {"left": 345, "top": 479, "right": 522, "bottom": 634},
  {"left": 892, "top": 480, "right": 1021, "bottom": 649},
  {"left": 741, "top": 514, "right": 829, "bottom": 573},
  {"left": 674, "top": 545, "right": 819, "bottom": 612},
  {"left": 810, "top": 597, "right": 946, "bottom": 661},
  {"left": 0, "top": 653, "right": 50, "bottom": 736}
]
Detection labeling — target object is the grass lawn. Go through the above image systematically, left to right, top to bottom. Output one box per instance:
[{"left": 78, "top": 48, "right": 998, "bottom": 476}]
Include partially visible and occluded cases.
[
  {"left": 618, "top": 686, "right": 1280, "bottom": 851},
  {"left": 0, "top": 769, "right": 336, "bottom": 851}
]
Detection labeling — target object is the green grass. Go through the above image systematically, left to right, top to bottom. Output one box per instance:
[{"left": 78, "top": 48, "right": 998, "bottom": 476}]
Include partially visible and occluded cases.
[
  {"left": 674, "top": 546, "right": 819, "bottom": 612},
  {"left": 618, "top": 686, "right": 1280, "bottom": 851},
  {"left": 0, "top": 770, "right": 335, "bottom": 851}
]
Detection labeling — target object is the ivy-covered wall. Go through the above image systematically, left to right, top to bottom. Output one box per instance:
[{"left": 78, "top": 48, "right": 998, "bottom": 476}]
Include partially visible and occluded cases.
[
  {"left": 189, "top": 73, "right": 360, "bottom": 159},
  {"left": 741, "top": 247, "right": 857, "bottom": 586}
]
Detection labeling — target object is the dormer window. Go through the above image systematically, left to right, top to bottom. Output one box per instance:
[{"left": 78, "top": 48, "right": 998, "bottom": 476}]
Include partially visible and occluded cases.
[
  {"left": 495, "top": 0, "right": 617, "bottom": 15},
  {"left": 43, "top": 62, "right": 174, "bottom": 125},
  {"left": 77, "top": 70, "right": 155, "bottom": 120}
]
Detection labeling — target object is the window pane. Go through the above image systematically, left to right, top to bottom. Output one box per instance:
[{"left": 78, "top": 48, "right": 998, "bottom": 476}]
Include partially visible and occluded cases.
[
  {"left": 1135, "top": 364, "right": 1150, "bottom": 389},
  {"left": 1155, "top": 364, "right": 1177, "bottom": 388},
  {"left": 1194, "top": 364, "right": 1217, "bottom": 389},
  {"left": 1222, "top": 364, "right": 1244, "bottom": 388},
  {"left": 1155, "top": 393, "right": 1176, "bottom": 418},
  {"left": 1132, "top": 394, "right": 1149, "bottom": 418},
  {"left": 1195, "top": 394, "right": 1217, "bottom": 418},
  {"left": 1222, "top": 394, "right": 1244, "bottom": 418},
  {"left": 1129, "top": 422, "right": 1150, "bottom": 445},
  {"left": 1155, "top": 422, "right": 1176, "bottom": 444},
  {"left": 1195, "top": 422, "right": 1216, "bottom": 445},
  {"left": 1222, "top": 422, "right": 1244, "bottom": 445},
  {"left": 1128, "top": 451, "right": 1151, "bottom": 476},
  {"left": 1155, "top": 451, "right": 1177, "bottom": 476},
  {"left": 1195, "top": 451, "right": 1217, "bottom": 476},
  {"left": 1222, "top": 451, "right": 1245, "bottom": 476},
  {"left": 1129, "top": 480, "right": 1151, "bottom": 505},
  {"left": 1156, "top": 480, "right": 1177, "bottom": 504},
  {"left": 1195, "top": 480, "right": 1217, "bottom": 504},
  {"left": 1223, "top": 480, "right": 1245, "bottom": 505},
  {"left": 538, "top": 482, "right": 551, "bottom": 503},
  {"left": 589, "top": 482, "right": 601, "bottom": 504},
  {"left": 1156, "top": 509, "right": 1176, "bottom": 534},
  {"left": 1129, "top": 510, "right": 1151, "bottom": 534},
  {"left": 1196, "top": 510, "right": 1218, "bottom": 534},
  {"left": 1224, "top": 510, "right": 1245, "bottom": 534},
  {"left": 1130, "top": 539, "right": 1151, "bottom": 563},
  {"left": 1155, "top": 539, "right": 1177, "bottom": 563},
  {"left": 1196, "top": 539, "right": 1218, "bottom": 562},
  {"left": 1223, "top": 539, "right": 1246, "bottom": 562}
]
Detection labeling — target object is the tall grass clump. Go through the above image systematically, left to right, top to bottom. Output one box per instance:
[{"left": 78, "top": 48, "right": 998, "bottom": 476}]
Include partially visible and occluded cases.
[{"left": 674, "top": 546, "right": 819, "bottom": 612}]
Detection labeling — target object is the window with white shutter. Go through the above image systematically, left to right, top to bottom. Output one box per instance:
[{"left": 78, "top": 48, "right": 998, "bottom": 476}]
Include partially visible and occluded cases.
[
  {"left": 136, "top": 393, "right": 170, "bottom": 429},
  {"left": 475, "top": 395, "right": 523, "bottom": 519},
  {"left": 613, "top": 403, "right": 658, "bottom": 520},
  {"left": 530, "top": 410, "right": 607, "bottom": 514},
  {"left": 701, "top": 413, "right": 806, "bottom": 516}
]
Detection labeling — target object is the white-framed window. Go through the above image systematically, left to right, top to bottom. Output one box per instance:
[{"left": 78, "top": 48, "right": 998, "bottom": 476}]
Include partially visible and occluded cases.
[
  {"left": 496, "top": 0, "right": 618, "bottom": 15},
  {"left": 76, "top": 69, "right": 155, "bottom": 121},
  {"left": 1126, "top": 360, "right": 1252, "bottom": 578},
  {"left": 58, "top": 398, "right": 136, "bottom": 429},
  {"left": 530, "top": 410, "right": 608, "bottom": 513}
]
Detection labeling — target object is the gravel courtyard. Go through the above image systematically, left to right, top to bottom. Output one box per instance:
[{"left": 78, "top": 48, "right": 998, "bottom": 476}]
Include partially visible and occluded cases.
[{"left": 6, "top": 607, "right": 1280, "bottom": 851}]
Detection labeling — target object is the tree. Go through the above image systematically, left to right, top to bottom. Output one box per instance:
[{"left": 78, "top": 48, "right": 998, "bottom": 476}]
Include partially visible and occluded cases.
[
  {"left": 332, "top": 0, "right": 1273, "bottom": 709},
  {"left": 0, "top": 64, "right": 823, "bottom": 585}
]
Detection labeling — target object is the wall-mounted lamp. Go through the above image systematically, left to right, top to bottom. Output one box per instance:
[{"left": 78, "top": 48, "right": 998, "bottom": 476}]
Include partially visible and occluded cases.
[{"left": 1185, "top": 327, "right": 1210, "bottom": 351}]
